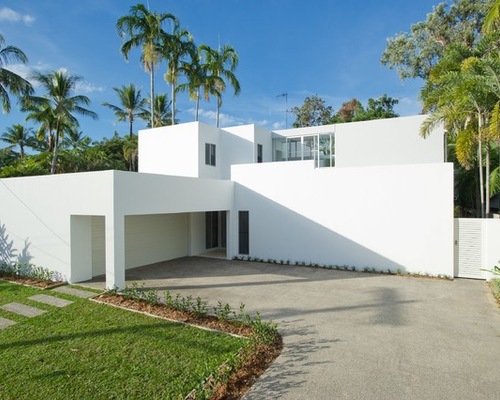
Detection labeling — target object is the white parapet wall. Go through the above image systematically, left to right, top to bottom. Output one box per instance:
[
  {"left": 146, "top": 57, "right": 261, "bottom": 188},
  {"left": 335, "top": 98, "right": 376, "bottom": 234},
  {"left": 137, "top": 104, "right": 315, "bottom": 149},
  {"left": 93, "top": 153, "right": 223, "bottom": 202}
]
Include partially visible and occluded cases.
[{"left": 231, "top": 160, "right": 454, "bottom": 276}]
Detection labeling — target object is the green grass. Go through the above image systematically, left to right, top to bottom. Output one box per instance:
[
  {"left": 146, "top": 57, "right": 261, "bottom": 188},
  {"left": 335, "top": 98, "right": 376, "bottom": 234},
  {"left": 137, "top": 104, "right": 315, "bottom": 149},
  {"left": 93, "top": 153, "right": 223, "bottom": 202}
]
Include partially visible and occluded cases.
[{"left": 0, "top": 281, "right": 245, "bottom": 399}]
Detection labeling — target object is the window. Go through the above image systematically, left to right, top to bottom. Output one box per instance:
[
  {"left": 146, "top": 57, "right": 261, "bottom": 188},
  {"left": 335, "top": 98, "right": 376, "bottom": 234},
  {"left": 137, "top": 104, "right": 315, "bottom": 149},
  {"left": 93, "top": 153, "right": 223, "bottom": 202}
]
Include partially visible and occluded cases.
[
  {"left": 205, "top": 143, "right": 216, "bottom": 166},
  {"left": 257, "top": 144, "right": 263, "bottom": 163},
  {"left": 238, "top": 211, "right": 249, "bottom": 255}
]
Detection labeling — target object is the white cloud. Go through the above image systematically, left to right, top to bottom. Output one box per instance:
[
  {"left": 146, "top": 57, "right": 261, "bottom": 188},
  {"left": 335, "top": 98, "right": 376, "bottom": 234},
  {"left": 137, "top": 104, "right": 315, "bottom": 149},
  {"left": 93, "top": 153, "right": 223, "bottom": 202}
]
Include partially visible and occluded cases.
[
  {"left": 0, "top": 7, "right": 35, "bottom": 25},
  {"left": 75, "top": 81, "right": 105, "bottom": 94}
]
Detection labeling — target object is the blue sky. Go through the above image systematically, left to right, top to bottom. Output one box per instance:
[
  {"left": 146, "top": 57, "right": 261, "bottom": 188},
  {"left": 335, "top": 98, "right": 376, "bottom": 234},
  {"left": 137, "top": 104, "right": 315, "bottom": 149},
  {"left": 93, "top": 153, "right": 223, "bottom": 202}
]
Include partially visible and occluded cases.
[{"left": 1, "top": 0, "right": 440, "bottom": 141}]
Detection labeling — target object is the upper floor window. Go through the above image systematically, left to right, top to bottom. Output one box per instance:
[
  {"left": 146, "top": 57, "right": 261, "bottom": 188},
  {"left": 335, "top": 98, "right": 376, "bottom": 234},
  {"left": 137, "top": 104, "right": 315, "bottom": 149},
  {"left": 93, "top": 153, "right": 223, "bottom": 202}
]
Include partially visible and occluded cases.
[
  {"left": 205, "top": 143, "right": 216, "bottom": 166},
  {"left": 257, "top": 144, "right": 263, "bottom": 163}
]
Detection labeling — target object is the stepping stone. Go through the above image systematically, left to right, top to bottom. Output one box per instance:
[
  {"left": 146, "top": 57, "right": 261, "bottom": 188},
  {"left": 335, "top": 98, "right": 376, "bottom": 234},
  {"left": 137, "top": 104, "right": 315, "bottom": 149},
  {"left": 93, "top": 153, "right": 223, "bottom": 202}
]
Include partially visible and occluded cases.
[
  {"left": 52, "top": 286, "right": 96, "bottom": 298},
  {"left": 28, "top": 294, "right": 73, "bottom": 308},
  {"left": 0, "top": 302, "right": 46, "bottom": 317},
  {"left": 0, "top": 317, "right": 17, "bottom": 329}
]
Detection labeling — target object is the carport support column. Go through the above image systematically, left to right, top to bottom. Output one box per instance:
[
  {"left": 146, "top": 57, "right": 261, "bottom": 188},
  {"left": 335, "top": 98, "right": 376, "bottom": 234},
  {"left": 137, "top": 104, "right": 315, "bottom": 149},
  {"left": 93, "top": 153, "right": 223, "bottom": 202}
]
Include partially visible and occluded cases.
[{"left": 105, "top": 213, "right": 125, "bottom": 290}]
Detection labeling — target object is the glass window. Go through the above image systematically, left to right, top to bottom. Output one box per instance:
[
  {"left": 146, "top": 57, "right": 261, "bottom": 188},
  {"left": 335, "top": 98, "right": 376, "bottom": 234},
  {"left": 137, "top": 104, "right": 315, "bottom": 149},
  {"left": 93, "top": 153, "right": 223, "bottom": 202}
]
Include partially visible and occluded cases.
[{"left": 205, "top": 143, "right": 216, "bottom": 166}]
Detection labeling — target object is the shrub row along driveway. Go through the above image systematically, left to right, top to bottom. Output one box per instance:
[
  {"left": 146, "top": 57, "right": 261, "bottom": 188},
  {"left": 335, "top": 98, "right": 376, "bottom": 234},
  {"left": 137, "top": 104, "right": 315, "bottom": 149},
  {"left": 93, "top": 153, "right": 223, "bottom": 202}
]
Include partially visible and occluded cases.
[{"left": 85, "top": 257, "right": 500, "bottom": 399}]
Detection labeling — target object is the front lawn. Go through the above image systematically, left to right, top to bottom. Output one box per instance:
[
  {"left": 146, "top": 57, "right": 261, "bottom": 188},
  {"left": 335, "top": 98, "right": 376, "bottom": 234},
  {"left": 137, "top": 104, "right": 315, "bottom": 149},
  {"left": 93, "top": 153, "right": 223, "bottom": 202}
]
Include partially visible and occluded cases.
[{"left": 0, "top": 281, "right": 245, "bottom": 399}]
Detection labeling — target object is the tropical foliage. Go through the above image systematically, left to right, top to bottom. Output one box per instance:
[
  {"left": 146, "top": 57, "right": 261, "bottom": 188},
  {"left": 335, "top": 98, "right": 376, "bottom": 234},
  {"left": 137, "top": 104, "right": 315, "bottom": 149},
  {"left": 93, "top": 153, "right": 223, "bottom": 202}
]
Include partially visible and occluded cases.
[
  {"left": 382, "top": 0, "right": 500, "bottom": 217},
  {"left": 291, "top": 94, "right": 399, "bottom": 127}
]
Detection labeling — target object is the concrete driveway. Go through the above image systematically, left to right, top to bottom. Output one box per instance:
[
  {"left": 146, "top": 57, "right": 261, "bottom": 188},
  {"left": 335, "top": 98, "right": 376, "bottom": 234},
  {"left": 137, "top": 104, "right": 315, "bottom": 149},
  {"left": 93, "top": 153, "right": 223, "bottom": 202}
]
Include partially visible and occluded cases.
[{"left": 84, "top": 257, "right": 500, "bottom": 399}]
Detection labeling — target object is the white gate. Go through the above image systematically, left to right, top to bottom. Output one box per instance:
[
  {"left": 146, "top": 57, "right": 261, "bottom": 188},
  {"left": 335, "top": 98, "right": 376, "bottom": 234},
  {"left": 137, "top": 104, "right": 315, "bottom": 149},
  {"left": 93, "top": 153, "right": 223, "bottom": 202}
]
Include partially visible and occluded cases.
[{"left": 454, "top": 219, "right": 484, "bottom": 279}]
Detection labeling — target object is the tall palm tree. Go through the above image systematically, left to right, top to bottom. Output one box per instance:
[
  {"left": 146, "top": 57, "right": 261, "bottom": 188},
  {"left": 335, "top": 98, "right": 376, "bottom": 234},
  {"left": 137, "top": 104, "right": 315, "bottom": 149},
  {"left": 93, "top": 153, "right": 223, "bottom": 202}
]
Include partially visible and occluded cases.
[
  {"left": 117, "top": 4, "right": 177, "bottom": 128},
  {"left": 162, "top": 26, "right": 193, "bottom": 125},
  {"left": 0, "top": 34, "right": 32, "bottom": 113},
  {"left": 178, "top": 44, "right": 222, "bottom": 122},
  {"left": 201, "top": 44, "right": 241, "bottom": 127},
  {"left": 23, "top": 71, "right": 97, "bottom": 174},
  {"left": 102, "top": 84, "right": 147, "bottom": 137},
  {"left": 139, "top": 93, "right": 175, "bottom": 127},
  {"left": 1, "top": 124, "right": 34, "bottom": 159}
]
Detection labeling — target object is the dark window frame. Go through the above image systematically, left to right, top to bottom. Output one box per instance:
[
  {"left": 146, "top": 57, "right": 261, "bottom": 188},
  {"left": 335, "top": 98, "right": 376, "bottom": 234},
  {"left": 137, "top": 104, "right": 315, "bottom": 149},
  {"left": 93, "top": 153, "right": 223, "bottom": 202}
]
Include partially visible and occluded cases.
[{"left": 205, "top": 143, "right": 216, "bottom": 166}]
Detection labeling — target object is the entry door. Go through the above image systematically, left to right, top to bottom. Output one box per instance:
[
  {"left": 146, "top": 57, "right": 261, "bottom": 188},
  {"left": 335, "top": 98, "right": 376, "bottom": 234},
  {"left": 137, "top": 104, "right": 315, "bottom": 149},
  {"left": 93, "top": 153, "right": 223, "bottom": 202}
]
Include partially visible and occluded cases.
[{"left": 205, "top": 212, "right": 218, "bottom": 249}]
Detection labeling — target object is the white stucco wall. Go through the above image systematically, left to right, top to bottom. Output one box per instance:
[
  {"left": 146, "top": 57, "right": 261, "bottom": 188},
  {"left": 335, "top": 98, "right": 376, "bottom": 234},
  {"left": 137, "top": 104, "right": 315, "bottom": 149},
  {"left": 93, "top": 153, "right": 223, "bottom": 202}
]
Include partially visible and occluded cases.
[
  {"left": 138, "top": 122, "right": 200, "bottom": 177},
  {"left": 231, "top": 160, "right": 454, "bottom": 276},
  {"left": 0, "top": 170, "right": 234, "bottom": 286},
  {"left": 0, "top": 171, "right": 114, "bottom": 281},
  {"left": 124, "top": 213, "right": 188, "bottom": 269}
]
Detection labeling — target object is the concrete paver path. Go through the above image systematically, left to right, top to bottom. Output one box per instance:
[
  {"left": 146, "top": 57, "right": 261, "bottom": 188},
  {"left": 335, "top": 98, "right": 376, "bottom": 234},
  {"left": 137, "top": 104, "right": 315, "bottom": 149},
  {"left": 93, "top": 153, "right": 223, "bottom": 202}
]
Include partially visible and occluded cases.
[
  {"left": 84, "top": 257, "right": 500, "bottom": 400},
  {"left": 52, "top": 286, "right": 96, "bottom": 298},
  {"left": 28, "top": 294, "right": 73, "bottom": 307},
  {"left": 1, "top": 302, "right": 46, "bottom": 317},
  {"left": 0, "top": 316, "right": 16, "bottom": 329}
]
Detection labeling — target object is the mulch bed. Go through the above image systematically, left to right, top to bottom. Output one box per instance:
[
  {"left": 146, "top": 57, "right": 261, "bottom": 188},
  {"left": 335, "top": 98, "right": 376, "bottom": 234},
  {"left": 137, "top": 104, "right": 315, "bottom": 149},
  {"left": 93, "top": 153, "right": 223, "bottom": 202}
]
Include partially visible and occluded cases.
[{"left": 0, "top": 274, "right": 65, "bottom": 289}]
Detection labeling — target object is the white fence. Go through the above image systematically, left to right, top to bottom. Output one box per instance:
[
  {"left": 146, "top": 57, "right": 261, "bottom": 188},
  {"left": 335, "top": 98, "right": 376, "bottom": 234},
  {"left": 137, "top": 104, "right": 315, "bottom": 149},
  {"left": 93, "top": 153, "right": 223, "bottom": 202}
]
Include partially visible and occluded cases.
[{"left": 454, "top": 218, "right": 500, "bottom": 279}]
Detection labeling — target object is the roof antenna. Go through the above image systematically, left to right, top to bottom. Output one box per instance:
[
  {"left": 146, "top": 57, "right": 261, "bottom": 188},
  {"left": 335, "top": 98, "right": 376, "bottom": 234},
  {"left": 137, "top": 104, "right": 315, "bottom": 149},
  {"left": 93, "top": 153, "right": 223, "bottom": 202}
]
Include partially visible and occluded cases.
[{"left": 277, "top": 92, "right": 288, "bottom": 128}]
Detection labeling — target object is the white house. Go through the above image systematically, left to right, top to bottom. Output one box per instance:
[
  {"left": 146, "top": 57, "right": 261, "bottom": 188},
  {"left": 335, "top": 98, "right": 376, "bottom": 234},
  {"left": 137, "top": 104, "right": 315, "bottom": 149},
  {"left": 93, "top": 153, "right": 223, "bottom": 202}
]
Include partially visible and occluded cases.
[{"left": 0, "top": 115, "right": 459, "bottom": 289}]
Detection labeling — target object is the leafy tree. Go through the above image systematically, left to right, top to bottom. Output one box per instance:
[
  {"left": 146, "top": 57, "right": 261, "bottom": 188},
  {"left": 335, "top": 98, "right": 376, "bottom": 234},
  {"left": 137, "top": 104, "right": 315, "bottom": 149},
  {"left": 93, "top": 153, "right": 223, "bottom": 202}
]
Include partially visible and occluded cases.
[
  {"left": 381, "top": 0, "right": 487, "bottom": 80},
  {"left": 117, "top": 3, "right": 178, "bottom": 127},
  {"left": 162, "top": 25, "right": 193, "bottom": 125},
  {"left": 0, "top": 34, "right": 33, "bottom": 113},
  {"left": 201, "top": 44, "right": 241, "bottom": 127},
  {"left": 23, "top": 70, "right": 98, "bottom": 174},
  {"left": 102, "top": 84, "right": 147, "bottom": 138},
  {"left": 139, "top": 93, "right": 175, "bottom": 127},
  {"left": 354, "top": 94, "right": 399, "bottom": 121},
  {"left": 291, "top": 95, "right": 336, "bottom": 127},
  {"left": 336, "top": 99, "right": 363, "bottom": 122},
  {"left": 1, "top": 124, "right": 35, "bottom": 159}
]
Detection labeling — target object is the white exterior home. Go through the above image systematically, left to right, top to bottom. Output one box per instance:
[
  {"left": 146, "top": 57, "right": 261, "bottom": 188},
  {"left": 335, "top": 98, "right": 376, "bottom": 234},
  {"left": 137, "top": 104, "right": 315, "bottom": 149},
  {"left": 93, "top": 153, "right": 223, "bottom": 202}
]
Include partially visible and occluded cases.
[{"left": 0, "top": 115, "right": 458, "bottom": 289}]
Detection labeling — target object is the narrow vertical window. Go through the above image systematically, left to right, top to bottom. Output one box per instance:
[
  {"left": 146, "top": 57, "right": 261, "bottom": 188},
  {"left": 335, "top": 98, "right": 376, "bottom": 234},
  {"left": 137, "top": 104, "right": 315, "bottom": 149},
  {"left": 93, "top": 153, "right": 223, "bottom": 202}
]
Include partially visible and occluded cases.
[
  {"left": 205, "top": 143, "right": 216, "bottom": 166},
  {"left": 257, "top": 144, "right": 263, "bottom": 163},
  {"left": 238, "top": 211, "right": 249, "bottom": 255}
]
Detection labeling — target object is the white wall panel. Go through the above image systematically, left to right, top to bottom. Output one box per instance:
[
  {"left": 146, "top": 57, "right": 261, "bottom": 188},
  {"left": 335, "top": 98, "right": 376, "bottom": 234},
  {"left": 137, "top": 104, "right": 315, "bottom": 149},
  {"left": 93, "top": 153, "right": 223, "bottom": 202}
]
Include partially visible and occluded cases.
[
  {"left": 232, "top": 160, "right": 454, "bottom": 276},
  {"left": 124, "top": 213, "right": 188, "bottom": 268}
]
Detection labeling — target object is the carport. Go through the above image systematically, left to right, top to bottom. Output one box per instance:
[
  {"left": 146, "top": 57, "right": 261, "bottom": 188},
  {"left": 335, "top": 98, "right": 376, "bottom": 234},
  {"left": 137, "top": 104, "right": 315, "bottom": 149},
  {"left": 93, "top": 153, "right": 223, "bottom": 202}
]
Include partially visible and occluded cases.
[{"left": 69, "top": 171, "right": 234, "bottom": 289}]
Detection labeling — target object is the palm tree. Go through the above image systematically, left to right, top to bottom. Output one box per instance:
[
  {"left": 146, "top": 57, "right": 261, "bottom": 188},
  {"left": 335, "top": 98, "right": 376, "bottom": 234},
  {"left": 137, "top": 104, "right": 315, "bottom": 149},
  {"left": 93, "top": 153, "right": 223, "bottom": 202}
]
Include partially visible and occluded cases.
[
  {"left": 483, "top": 0, "right": 500, "bottom": 33},
  {"left": 117, "top": 4, "right": 177, "bottom": 128},
  {"left": 162, "top": 26, "right": 193, "bottom": 125},
  {"left": 0, "top": 34, "right": 32, "bottom": 113},
  {"left": 421, "top": 40, "right": 500, "bottom": 217},
  {"left": 178, "top": 44, "right": 221, "bottom": 122},
  {"left": 201, "top": 44, "right": 241, "bottom": 127},
  {"left": 23, "top": 71, "right": 97, "bottom": 174},
  {"left": 102, "top": 84, "right": 147, "bottom": 137},
  {"left": 139, "top": 93, "right": 175, "bottom": 127},
  {"left": 1, "top": 124, "right": 35, "bottom": 159},
  {"left": 62, "top": 127, "right": 90, "bottom": 150},
  {"left": 123, "top": 134, "right": 138, "bottom": 172}
]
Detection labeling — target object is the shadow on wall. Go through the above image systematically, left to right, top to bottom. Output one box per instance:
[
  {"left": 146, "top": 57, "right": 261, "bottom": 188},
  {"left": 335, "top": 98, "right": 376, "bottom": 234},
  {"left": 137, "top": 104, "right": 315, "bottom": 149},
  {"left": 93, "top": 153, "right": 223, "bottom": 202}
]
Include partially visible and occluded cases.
[
  {"left": 236, "top": 186, "right": 408, "bottom": 273},
  {"left": 0, "top": 222, "right": 33, "bottom": 266}
]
